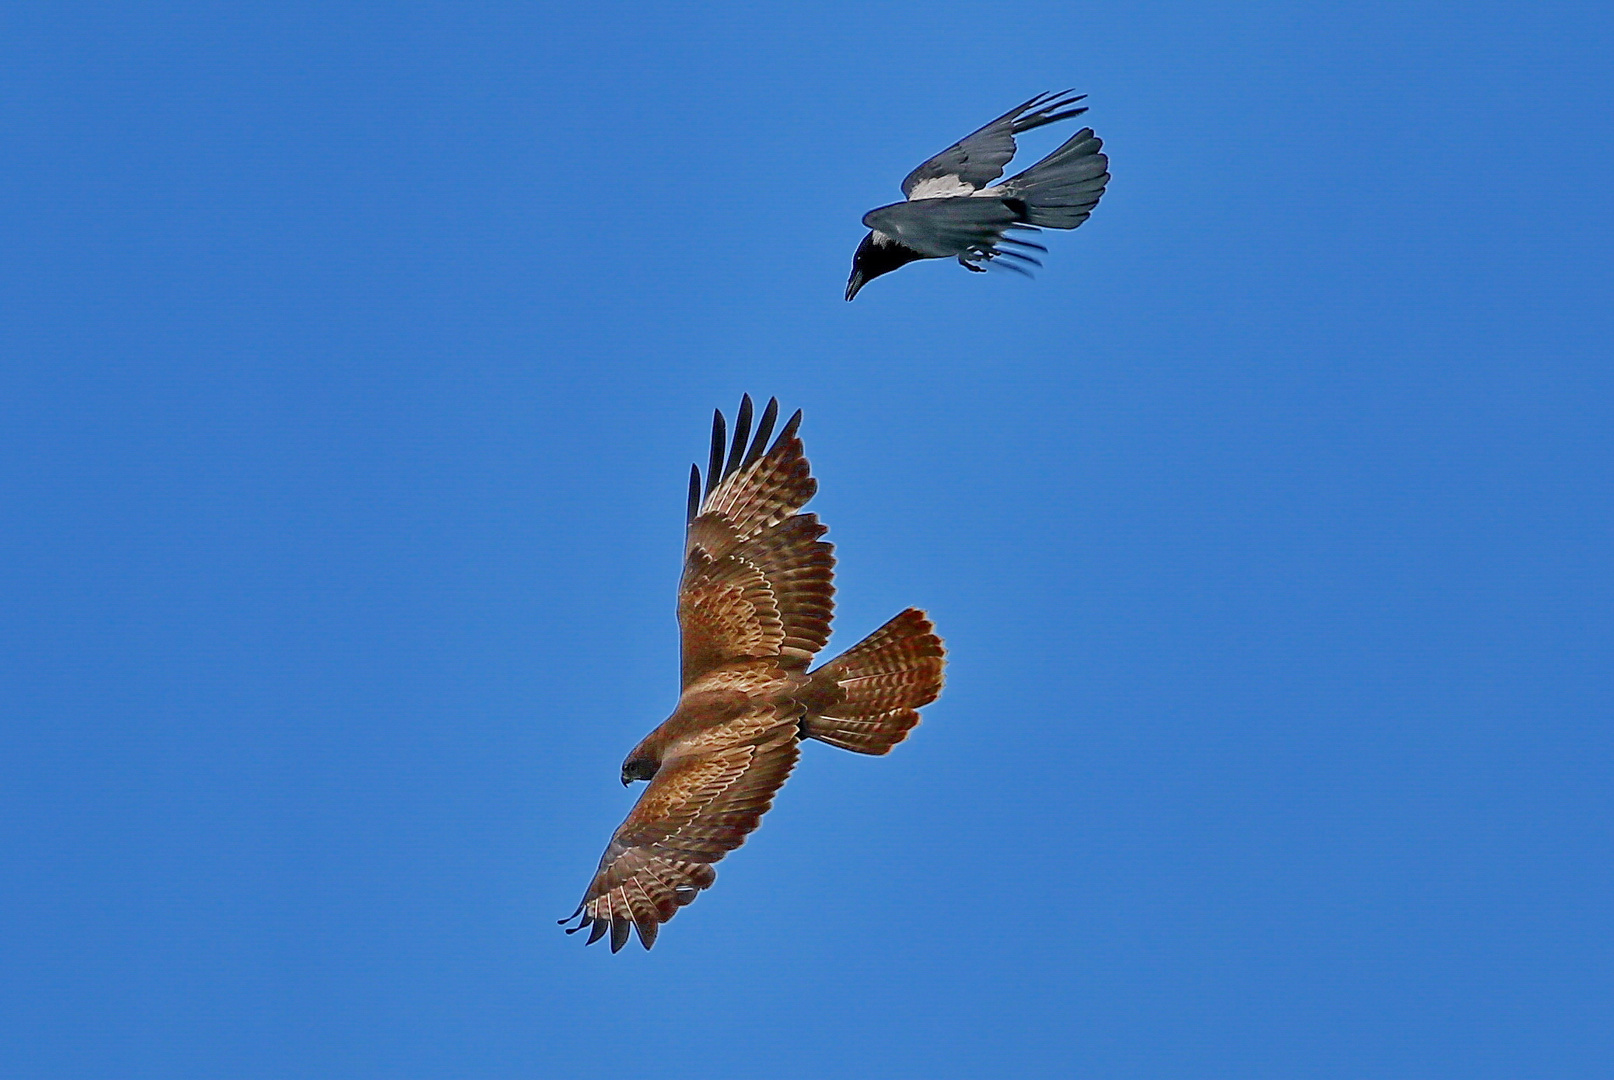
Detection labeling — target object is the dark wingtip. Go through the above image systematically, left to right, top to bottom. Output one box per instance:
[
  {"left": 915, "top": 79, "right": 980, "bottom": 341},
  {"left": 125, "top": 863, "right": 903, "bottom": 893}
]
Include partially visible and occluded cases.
[
  {"left": 1015, "top": 89, "right": 1060, "bottom": 114},
  {"left": 1013, "top": 90, "right": 1089, "bottom": 132},
  {"left": 1042, "top": 106, "right": 1090, "bottom": 126},
  {"left": 1000, "top": 235, "right": 1049, "bottom": 253},
  {"left": 996, "top": 248, "right": 1043, "bottom": 268},
  {"left": 725, "top": 394, "right": 753, "bottom": 477},
  {"left": 696, "top": 396, "right": 784, "bottom": 513},
  {"left": 744, "top": 398, "right": 779, "bottom": 468},
  {"left": 771, "top": 408, "right": 803, "bottom": 455},
  {"left": 705, "top": 410, "right": 725, "bottom": 499},
  {"left": 558, "top": 902, "right": 584, "bottom": 926},
  {"left": 585, "top": 917, "right": 609, "bottom": 946},
  {"left": 609, "top": 918, "right": 631, "bottom": 953}
]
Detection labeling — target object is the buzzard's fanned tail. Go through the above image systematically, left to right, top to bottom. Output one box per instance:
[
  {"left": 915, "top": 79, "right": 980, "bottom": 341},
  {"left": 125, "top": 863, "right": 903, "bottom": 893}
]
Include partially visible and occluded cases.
[{"left": 801, "top": 608, "right": 946, "bottom": 755}]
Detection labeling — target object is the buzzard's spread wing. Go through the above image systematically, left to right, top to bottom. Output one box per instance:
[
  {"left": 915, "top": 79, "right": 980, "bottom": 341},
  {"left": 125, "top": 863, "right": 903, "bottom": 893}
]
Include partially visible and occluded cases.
[
  {"left": 901, "top": 90, "right": 1088, "bottom": 199},
  {"left": 863, "top": 198, "right": 1046, "bottom": 271},
  {"left": 679, "top": 396, "right": 835, "bottom": 688},
  {"left": 560, "top": 701, "right": 801, "bottom": 951}
]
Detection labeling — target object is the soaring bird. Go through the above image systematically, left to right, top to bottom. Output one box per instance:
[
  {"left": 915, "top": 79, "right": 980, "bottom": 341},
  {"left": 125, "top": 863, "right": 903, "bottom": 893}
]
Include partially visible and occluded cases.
[
  {"left": 845, "top": 90, "right": 1110, "bottom": 300},
  {"left": 560, "top": 396, "right": 947, "bottom": 951}
]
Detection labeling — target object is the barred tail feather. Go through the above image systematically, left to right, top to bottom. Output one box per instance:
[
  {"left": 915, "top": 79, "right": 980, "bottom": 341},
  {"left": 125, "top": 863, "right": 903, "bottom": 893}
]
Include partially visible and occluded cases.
[
  {"left": 1002, "top": 126, "right": 1109, "bottom": 230},
  {"left": 802, "top": 608, "right": 945, "bottom": 755}
]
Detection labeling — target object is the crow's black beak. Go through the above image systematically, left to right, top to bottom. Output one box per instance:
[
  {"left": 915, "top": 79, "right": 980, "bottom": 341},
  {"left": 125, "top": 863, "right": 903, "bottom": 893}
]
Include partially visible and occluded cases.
[{"left": 845, "top": 270, "right": 866, "bottom": 301}]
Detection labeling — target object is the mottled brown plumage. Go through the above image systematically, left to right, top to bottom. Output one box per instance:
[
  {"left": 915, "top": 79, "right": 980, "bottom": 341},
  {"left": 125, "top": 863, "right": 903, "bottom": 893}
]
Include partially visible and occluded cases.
[{"left": 560, "top": 397, "right": 946, "bottom": 951}]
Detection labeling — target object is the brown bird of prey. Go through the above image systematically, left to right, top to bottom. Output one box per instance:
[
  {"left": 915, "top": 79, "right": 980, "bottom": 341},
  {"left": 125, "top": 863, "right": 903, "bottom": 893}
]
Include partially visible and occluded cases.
[{"left": 560, "top": 396, "right": 946, "bottom": 951}]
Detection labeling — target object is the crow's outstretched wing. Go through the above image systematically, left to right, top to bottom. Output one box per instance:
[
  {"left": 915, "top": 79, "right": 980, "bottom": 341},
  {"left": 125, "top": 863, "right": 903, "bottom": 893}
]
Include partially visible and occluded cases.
[
  {"left": 901, "top": 90, "right": 1088, "bottom": 198},
  {"left": 863, "top": 198, "right": 1046, "bottom": 271}
]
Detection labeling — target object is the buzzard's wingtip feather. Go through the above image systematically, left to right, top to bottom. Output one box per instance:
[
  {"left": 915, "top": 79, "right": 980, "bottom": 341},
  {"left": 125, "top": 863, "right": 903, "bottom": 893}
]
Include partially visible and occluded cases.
[
  {"left": 725, "top": 395, "right": 753, "bottom": 478},
  {"left": 745, "top": 397, "right": 780, "bottom": 467},
  {"left": 772, "top": 408, "right": 804, "bottom": 455},
  {"left": 705, "top": 410, "right": 725, "bottom": 499}
]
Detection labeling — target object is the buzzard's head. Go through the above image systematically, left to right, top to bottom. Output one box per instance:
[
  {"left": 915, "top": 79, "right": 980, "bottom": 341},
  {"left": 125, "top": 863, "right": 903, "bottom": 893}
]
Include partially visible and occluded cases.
[{"left": 621, "top": 755, "right": 658, "bottom": 786}]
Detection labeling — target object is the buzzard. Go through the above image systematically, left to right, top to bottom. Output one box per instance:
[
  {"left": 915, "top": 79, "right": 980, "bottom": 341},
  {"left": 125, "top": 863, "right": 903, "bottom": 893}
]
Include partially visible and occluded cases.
[
  {"left": 846, "top": 90, "right": 1110, "bottom": 299},
  {"left": 560, "top": 396, "right": 946, "bottom": 951}
]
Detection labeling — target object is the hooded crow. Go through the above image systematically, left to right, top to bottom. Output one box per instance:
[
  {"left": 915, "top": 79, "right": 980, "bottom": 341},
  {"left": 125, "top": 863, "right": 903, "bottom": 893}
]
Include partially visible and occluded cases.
[{"left": 845, "top": 91, "right": 1109, "bottom": 300}]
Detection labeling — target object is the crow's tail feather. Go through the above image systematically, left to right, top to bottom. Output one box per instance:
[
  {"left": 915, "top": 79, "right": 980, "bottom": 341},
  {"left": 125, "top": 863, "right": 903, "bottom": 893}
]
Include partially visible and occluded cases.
[{"left": 1001, "top": 127, "right": 1109, "bottom": 230}]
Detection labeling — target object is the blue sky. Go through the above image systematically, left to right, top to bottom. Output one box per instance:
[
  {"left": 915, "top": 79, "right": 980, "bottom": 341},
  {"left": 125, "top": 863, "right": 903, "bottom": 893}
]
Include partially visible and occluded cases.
[{"left": 2, "top": 3, "right": 1611, "bottom": 1077}]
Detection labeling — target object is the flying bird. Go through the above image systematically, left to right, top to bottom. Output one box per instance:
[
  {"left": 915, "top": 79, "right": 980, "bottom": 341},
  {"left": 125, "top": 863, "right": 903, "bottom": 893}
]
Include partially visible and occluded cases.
[
  {"left": 846, "top": 90, "right": 1110, "bottom": 300},
  {"left": 560, "top": 396, "right": 946, "bottom": 951}
]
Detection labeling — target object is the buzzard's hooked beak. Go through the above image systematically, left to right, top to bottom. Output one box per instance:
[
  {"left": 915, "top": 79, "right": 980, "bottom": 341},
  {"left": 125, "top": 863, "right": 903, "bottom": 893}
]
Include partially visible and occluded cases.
[{"left": 622, "top": 756, "right": 656, "bottom": 786}]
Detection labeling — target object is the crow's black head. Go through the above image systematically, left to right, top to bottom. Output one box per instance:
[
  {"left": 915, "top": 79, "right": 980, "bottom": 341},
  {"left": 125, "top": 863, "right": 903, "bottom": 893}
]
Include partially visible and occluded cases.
[{"left": 846, "top": 231, "right": 926, "bottom": 300}]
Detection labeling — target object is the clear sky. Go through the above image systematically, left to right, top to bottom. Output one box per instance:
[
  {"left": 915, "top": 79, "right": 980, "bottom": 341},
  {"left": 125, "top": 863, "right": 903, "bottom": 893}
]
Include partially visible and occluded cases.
[{"left": 3, "top": 3, "right": 1611, "bottom": 1078}]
